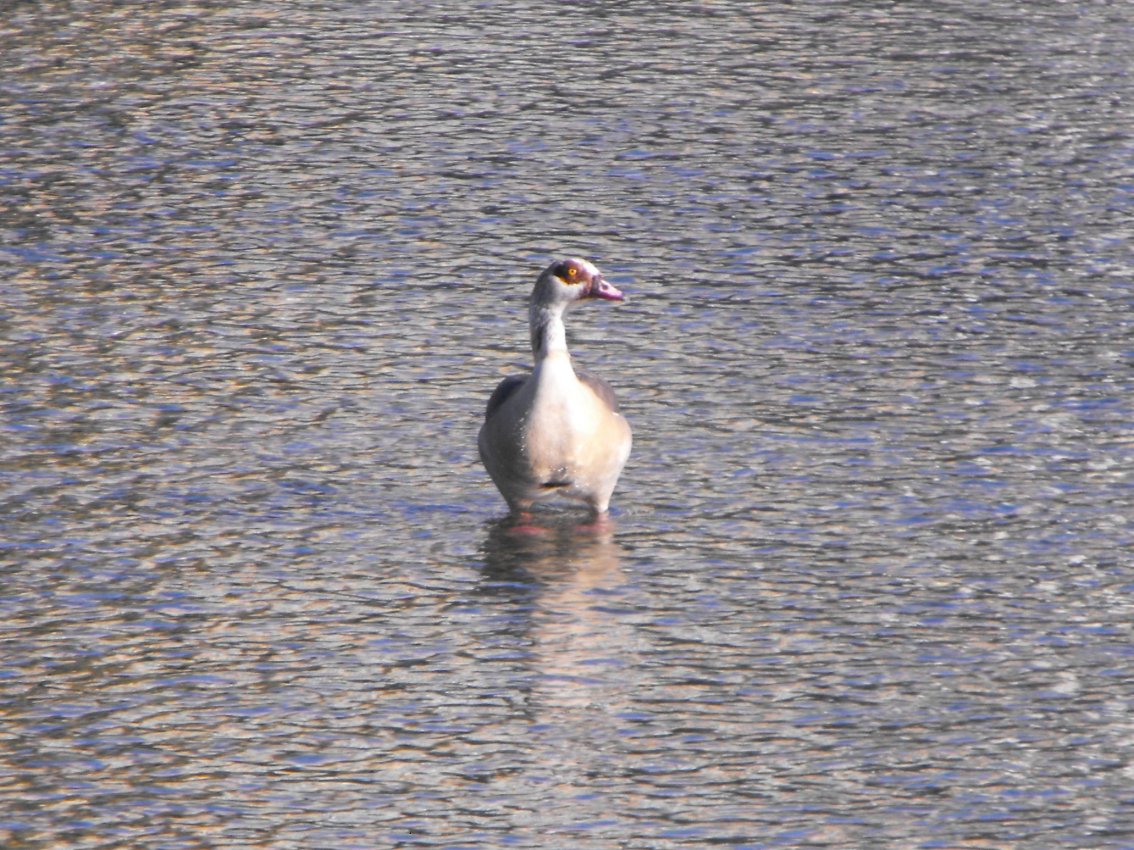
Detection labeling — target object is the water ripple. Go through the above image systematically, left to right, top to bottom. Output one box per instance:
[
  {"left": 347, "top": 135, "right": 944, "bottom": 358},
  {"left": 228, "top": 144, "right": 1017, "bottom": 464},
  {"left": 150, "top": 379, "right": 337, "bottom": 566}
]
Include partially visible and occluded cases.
[{"left": 3, "top": 1, "right": 1133, "bottom": 847}]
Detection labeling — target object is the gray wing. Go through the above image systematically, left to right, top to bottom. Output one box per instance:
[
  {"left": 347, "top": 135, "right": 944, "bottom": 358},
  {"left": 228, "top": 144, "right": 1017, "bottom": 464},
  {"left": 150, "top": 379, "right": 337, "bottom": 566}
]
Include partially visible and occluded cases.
[
  {"left": 576, "top": 369, "right": 620, "bottom": 412},
  {"left": 484, "top": 375, "right": 526, "bottom": 421}
]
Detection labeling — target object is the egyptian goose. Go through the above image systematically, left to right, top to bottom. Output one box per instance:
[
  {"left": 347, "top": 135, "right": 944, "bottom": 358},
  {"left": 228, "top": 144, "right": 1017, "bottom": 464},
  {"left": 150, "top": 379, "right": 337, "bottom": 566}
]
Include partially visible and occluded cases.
[{"left": 478, "top": 258, "right": 632, "bottom": 517}]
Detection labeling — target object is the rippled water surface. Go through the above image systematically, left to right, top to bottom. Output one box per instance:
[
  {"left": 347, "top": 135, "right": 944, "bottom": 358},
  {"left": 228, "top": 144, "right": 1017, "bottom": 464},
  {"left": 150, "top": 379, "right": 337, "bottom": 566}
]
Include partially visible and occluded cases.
[{"left": 3, "top": 2, "right": 1134, "bottom": 847}]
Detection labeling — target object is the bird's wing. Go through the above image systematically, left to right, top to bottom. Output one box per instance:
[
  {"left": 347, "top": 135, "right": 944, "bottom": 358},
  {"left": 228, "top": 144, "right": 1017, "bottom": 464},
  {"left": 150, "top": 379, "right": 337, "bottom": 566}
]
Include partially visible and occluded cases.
[{"left": 484, "top": 375, "right": 527, "bottom": 420}]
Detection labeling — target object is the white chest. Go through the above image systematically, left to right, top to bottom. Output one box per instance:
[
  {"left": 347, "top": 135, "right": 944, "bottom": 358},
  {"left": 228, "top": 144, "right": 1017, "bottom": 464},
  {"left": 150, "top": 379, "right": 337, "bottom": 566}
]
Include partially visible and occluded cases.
[{"left": 523, "top": 357, "right": 604, "bottom": 469}]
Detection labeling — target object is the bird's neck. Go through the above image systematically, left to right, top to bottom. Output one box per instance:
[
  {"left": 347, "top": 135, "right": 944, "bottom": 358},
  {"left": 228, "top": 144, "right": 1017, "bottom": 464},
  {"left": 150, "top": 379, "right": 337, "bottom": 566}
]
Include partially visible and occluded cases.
[{"left": 530, "top": 302, "right": 570, "bottom": 362}]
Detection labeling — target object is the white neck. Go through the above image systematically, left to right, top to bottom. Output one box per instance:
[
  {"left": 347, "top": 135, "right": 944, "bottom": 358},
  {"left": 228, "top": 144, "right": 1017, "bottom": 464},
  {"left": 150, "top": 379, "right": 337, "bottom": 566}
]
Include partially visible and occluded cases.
[{"left": 530, "top": 302, "right": 569, "bottom": 361}]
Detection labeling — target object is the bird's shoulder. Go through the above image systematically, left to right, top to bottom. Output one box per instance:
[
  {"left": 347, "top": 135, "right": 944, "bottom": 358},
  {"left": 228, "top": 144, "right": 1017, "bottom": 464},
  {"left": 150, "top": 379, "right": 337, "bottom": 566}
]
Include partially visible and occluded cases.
[
  {"left": 575, "top": 368, "right": 620, "bottom": 413},
  {"left": 484, "top": 375, "right": 527, "bottom": 420}
]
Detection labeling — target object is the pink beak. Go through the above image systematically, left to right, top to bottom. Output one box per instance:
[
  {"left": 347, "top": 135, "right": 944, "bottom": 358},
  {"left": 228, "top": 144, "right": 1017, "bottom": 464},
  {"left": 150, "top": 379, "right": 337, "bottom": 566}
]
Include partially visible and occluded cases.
[{"left": 589, "top": 275, "right": 624, "bottom": 302}]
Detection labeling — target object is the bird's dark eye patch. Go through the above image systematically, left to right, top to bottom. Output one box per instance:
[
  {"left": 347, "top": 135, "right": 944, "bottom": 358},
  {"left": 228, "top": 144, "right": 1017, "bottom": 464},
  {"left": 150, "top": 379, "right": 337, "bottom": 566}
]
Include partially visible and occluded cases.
[{"left": 555, "top": 261, "right": 583, "bottom": 284}]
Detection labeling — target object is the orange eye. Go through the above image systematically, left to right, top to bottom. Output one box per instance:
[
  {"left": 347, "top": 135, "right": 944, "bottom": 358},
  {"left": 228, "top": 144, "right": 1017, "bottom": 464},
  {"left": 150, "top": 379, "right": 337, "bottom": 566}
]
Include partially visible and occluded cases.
[{"left": 555, "top": 261, "right": 582, "bottom": 283}]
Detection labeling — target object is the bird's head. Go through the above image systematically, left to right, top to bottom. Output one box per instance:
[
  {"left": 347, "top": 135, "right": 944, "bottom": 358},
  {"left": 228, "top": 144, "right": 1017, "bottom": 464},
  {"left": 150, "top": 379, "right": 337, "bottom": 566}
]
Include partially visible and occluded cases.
[{"left": 534, "top": 258, "right": 624, "bottom": 307}]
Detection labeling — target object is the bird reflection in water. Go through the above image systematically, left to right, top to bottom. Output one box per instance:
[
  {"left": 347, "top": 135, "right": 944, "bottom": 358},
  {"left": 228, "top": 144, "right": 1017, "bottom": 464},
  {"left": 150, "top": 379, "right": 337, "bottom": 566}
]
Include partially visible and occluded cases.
[{"left": 478, "top": 513, "right": 633, "bottom": 714}]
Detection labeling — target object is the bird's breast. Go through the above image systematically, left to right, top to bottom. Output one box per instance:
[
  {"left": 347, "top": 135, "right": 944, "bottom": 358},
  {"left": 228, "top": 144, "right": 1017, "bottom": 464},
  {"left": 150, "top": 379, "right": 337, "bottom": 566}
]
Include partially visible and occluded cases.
[{"left": 525, "top": 361, "right": 615, "bottom": 476}]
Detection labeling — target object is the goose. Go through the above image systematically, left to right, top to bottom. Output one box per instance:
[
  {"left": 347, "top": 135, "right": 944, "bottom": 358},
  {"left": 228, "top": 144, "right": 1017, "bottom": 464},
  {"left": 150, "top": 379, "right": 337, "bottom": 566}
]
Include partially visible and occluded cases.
[{"left": 478, "top": 258, "right": 632, "bottom": 519}]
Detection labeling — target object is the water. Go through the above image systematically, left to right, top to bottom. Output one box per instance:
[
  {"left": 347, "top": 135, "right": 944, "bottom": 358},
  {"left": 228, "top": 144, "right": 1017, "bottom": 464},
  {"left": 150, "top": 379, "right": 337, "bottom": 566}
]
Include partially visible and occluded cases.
[{"left": 3, "top": 1, "right": 1133, "bottom": 847}]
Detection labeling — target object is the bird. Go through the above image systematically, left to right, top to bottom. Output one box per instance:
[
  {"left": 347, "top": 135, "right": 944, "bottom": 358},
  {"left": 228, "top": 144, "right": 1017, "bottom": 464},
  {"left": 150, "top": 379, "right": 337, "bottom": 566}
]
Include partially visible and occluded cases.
[{"left": 478, "top": 258, "right": 632, "bottom": 521}]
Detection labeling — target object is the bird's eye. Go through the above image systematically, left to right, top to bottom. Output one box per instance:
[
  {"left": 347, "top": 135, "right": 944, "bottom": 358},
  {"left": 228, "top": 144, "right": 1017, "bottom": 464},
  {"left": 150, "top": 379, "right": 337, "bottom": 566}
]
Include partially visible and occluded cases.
[{"left": 556, "top": 261, "right": 583, "bottom": 283}]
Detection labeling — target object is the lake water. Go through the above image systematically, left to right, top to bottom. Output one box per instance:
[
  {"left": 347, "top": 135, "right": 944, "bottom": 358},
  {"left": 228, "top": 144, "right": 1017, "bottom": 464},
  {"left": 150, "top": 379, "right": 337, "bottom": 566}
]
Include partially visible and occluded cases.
[{"left": 3, "top": 1, "right": 1133, "bottom": 848}]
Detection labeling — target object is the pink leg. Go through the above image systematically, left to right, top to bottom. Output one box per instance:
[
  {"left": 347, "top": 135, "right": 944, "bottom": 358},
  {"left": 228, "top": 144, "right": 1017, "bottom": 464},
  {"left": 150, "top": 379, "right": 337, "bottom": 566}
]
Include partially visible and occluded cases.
[{"left": 505, "top": 508, "right": 550, "bottom": 536}]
